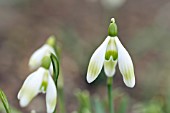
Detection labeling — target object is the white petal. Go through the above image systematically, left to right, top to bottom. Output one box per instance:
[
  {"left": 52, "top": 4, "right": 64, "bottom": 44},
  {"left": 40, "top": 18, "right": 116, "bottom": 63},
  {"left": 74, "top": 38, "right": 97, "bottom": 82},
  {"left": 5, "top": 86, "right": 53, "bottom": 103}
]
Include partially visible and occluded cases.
[
  {"left": 87, "top": 36, "right": 111, "bottom": 83},
  {"left": 106, "top": 36, "right": 117, "bottom": 53},
  {"left": 114, "top": 36, "right": 135, "bottom": 88},
  {"left": 105, "top": 37, "right": 118, "bottom": 60},
  {"left": 29, "top": 44, "right": 55, "bottom": 71},
  {"left": 104, "top": 57, "right": 117, "bottom": 77},
  {"left": 49, "top": 63, "right": 54, "bottom": 75},
  {"left": 17, "top": 68, "right": 45, "bottom": 107},
  {"left": 46, "top": 74, "right": 57, "bottom": 113}
]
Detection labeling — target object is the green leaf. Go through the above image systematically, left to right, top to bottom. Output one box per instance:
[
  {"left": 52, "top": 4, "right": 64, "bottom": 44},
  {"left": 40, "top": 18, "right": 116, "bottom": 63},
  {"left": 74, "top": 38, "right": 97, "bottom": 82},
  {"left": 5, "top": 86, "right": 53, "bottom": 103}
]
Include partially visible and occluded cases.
[
  {"left": 50, "top": 53, "right": 60, "bottom": 85},
  {"left": 50, "top": 53, "right": 60, "bottom": 113},
  {"left": 0, "top": 89, "right": 11, "bottom": 113},
  {"left": 75, "top": 90, "right": 91, "bottom": 113},
  {"left": 118, "top": 96, "right": 129, "bottom": 113},
  {"left": 94, "top": 97, "right": 105, "bottom": 113}
]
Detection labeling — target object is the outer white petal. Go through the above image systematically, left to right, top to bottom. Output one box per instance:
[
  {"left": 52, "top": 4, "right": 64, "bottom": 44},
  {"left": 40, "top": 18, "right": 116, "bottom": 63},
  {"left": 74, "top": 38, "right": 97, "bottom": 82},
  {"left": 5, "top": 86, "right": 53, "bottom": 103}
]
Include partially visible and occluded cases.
[
  {"left": 87, "top": 36, "right": 110, "bottom": 83},
  {"left": 114, "top": 36, "right": 135, "bottom": 88},
  {"left": 29, "top": 44, "right": 55, "bottom": 70},
  {"left": 104, "top": 57, "right": 117, "bottom": 77},
  {"left": 49, "top": 63, "right": 54, "bottom": 75},
  {"left": 17, "top": 68, "right": 45, "bottom": 107},
  {"left": 46, "top": 73, "right": 57, "bottom": 113}
]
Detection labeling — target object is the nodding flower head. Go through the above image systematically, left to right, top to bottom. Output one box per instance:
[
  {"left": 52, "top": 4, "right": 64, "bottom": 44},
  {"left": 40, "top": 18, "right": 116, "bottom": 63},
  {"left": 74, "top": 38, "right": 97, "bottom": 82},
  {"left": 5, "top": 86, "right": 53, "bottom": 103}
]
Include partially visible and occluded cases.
[
  {"left": 86, "top": 18, "right": 135, "bottom": 88},
  {"left": 18, "top": 36, "right": 58, "bottom": 113},
  {"left": 29, "top": 37, "right": 56, "bottom": 71},
  {"left": 17, "top": 66, "right": 57, "bottom": 113}
]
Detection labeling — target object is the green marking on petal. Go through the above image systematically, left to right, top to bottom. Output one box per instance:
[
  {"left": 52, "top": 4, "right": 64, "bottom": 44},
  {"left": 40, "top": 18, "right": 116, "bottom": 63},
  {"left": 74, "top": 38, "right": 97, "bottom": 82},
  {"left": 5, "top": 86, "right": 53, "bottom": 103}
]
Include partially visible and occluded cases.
[
  {"left": 105, "top": 37, "right": 118, "bottom": 60},
  {"left": 105, "top": 50, "right": 118, "bottom": 60},
  {"left": 104, "top": 57, "right": 117, "bottom": 77},
  {"left": 88, "top": 60, "right": 100, "bottom": 78},
  {"left": 122, "top": 66, "right": 134, "bottom": 81},
  {"left": 122, "top": 66, "right": 135, "bottom": 88},
  {"left": 40, "top": 71, "right": 49, "bottom": 93},
  {"left": 48, "top": 99, "right": 56, "bottom": 110}
]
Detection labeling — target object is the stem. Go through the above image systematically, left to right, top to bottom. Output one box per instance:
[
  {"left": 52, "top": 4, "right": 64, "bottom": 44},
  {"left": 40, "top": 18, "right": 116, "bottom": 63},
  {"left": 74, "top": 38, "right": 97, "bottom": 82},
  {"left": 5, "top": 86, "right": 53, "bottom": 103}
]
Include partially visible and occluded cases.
[
  {"left": 107, "top": 77, "right": 114, "bottom": 113},
  {"left": 53, "top": 87, "right": 65, "bottom": 113},
  {"left": 58, "top": 87, "right": 66, "bottom": 113}
]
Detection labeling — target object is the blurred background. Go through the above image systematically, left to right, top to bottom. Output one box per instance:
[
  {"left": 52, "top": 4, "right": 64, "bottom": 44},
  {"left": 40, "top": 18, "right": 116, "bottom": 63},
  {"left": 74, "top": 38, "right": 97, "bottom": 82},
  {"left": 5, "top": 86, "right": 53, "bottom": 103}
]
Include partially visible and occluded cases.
[{"left": 0, "top": 0, "right": 170, "bottom": 113}]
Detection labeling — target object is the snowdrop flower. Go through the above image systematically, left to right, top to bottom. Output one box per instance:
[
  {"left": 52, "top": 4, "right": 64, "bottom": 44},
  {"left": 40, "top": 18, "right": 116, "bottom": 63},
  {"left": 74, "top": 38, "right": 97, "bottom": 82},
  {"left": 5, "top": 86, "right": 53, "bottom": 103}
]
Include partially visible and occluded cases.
[
  {"left": 100, "top": 0, "right": 126, "bottom": 10},
  {"left": 87, "top": 18, "right": 135, "bottom": 88},
  {"left": 29, "top": 36, "right": 56, "bottom": 71},
  {"left": 18, "top": 56, "right": 57, "bottom": 113}
]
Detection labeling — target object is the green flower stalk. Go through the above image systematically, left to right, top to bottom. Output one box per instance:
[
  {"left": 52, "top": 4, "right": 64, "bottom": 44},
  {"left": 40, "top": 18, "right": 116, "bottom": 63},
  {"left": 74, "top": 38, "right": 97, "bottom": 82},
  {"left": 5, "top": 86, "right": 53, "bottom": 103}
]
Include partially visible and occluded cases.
[
  {"left": 86, "top": 18, "right": 135, "bottom": 88},
  {"left": 86, "top": 18, "right": 135, "bottom": 113}
]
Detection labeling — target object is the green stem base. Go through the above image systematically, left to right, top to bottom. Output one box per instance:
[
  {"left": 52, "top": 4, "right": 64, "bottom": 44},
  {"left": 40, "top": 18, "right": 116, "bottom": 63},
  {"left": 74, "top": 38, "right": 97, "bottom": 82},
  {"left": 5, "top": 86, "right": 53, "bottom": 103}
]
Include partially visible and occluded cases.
[{"left": 107, "top": 77, "right": 114, "bottom": 113}]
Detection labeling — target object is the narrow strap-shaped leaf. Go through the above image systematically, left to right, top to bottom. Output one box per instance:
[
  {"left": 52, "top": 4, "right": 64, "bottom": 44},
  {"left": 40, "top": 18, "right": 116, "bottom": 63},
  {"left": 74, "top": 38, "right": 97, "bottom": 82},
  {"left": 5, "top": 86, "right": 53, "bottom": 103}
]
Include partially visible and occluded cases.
[
  {"left": 50, "top": 53, "right": 60, "bottom": 85},
  {"left": 50, "top": 53, "right": 60, "bottom": 113},
  {"left": 0, "top": 89, "right": 11, "bottom": 113},
  {"left": 75, "top": 90, "right": 91, "bottom": 113},
  {"left": 118, "top": 96, "right": 129, "bottom": 113},
  {"left": 94, "top": 97, "right": 105, "bottom": 113}
]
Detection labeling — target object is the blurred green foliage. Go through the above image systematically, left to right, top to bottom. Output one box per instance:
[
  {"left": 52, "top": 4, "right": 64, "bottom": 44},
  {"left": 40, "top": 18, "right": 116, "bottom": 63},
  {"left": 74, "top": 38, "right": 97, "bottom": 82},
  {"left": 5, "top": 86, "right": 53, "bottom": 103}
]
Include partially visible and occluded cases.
[
  {"left": 0, "top": 89, "right": 21, "bottom": 113},
  {"left": 73, "top": 89, "right": 130, "bottom": 113}
]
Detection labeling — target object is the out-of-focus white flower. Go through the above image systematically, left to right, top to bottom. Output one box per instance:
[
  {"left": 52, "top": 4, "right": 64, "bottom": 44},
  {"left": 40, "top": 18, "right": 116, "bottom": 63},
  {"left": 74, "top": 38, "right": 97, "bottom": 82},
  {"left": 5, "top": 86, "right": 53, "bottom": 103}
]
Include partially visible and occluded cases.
[
  {"left": 100, "top": 0, "right": 126, "bottom": 10},
  {"left": 87, "top": 18, "right": 135, "bottom": 88},
  {"left": 29, "top": 44, "right": 55, "bottom": 71},
  {"left": 18, "top": 67, "right": 57, "bottom": 113},
  {"left": 31, "top": 110, "right": 36, "bottom": 113}
]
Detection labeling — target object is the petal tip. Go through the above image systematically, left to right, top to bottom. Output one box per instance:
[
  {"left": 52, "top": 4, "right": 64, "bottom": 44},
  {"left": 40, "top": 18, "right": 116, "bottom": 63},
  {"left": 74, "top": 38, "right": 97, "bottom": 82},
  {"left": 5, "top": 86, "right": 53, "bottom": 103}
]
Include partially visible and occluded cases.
[
  {"left": 86, "top": 74, "right": 95, "bottom": 83},
  {"left": 124, "top": 77, "right": 135, "bottom": 88},
  {"left": 128, "top": 83, "right": 135, "bottom": 88},
  {"left": 19, "top": 97, "right": 29, "bottom": 107}
]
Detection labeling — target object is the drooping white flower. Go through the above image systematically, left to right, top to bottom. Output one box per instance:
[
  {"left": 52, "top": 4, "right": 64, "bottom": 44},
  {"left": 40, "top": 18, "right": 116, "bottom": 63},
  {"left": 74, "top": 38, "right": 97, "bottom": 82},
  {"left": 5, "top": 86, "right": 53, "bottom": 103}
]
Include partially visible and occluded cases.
[
  {"left": 86, "top": 18, "right": 135, "bottom": 88},
  {"left": 29, "top": 44, "right": 55, "bottom": 71},
  {"left": 18, "top": 67, "right": 57, "bottom": 113}
]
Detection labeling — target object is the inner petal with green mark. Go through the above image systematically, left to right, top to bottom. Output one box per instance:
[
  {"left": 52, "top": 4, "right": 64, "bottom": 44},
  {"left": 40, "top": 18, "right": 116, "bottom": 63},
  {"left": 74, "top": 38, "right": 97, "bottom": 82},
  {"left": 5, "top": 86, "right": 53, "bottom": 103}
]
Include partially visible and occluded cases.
[
  {"left": 105, "top": 37, "right": 118, "bottom": 61},
  {"left": 104, "top": 56, "right": 117, "bottom": 77},
  {"left": 40, "top": 71, "right": 49, "bottom": 93}
]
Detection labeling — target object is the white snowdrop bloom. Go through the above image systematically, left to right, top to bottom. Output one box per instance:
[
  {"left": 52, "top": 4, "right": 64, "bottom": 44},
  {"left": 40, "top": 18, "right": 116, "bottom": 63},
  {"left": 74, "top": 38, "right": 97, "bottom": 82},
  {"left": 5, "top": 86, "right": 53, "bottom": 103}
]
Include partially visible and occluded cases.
[
  {"left": 100, "top": 0, "right": 126, "bottom": 10},
  {"left": 86, "top": 18, "right": 135, "bottom": 88},
  {"left": 29, "top": 44, "right": 55, "bottom": 71},
  {"left": 17, "top": 67, "right": 57, "bottom": 113}
]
